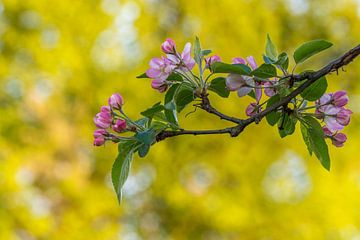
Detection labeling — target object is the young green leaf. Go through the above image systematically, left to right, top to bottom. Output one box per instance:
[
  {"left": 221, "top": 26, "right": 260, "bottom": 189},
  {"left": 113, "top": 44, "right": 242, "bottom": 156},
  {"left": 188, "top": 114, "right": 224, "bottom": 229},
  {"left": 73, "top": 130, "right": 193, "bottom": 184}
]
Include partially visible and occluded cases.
[
  {"left": 265, "top": 34, "right": 278, "bottom": 61},
  {"left": 194, "top": 37, "right": 202, "bottom": 66},
  {"left": 293, "top": 39, "right": 333, "bottom": 64},
  {"left": 202, "top": 49, "right": 212, "bottom": 56},
  {"left": 275, "top": 52, "right": 289, "bottom": 71},
  {"left": 211, "top": 62, "right": 251, "bottom": 75},
  {"left": 251, "top": 64, "right": 277, "bottom": 78},
  {"left": 136, "top": 72, "right": 149, "bottom": 78},
  {"left": 136, "top": 72, "right": 183, "bottom": 82},
  {"left": 300, "top": 76, "right": 327, "bottom": 101},
  {"left": 208, "top": 77, "right": 230, "bottom": 98},
  {"left": 175, "top": 83, "right": 195, "bottom": 113},
  {"left": 164, "top": 84, "right": 180, "bottom": 127},
  {"left": 265, "top": 94, "right": 281, "bottom": 126},
  {"left": 140, "top": 102, "right": 165, "bottom": 118},
  {"left": 278, "top": 114, "right": 297, "bottom": 138},
  {"left": 300, "top": 123, "right": 313, "bottom": 155},
  {"left": 135, "top": 128, "right": 157, "bottom": 145},
  {"left": 112, "top": 140, "right": 140, "bottom": 203}
]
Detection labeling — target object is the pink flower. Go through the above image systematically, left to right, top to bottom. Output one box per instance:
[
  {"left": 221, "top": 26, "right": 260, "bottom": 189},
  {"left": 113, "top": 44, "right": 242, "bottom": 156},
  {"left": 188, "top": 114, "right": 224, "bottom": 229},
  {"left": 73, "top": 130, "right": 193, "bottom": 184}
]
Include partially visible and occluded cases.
[
  {"left": 161, "top": 38, "right": 176, "bottom": 54},
  {"left": 167, "top": 43, "right": 196, "bottom": 71},
  {"left": 205, "top": 55, "right": 221, "bottom": 68},
  {"left": 246, "top": 56, "right": 258, "bottom": 70},
  {"left": 146, "top": 57, "right": 174, "bottom": 82},
  {"left": 232, "top": 57, "right": 246, "bottom": 64},
  {"left": 225, "top": 74, "right": 254, "bottom": 97},
  {"left": 151, "top": 79, "right": 168, "bottom": 93},
  {"left": 264, "top": 80, "right": 278, "bottom": 97},
  {"left": 332, "top": 90, "right": 348, "bottom": 107},
  {"left": 108, "top": 93, "right": 124, "bottom": 109},
  {"left": 246, "top": 102, "right": 262, "bottom": 117},
  {"left": 94, "top": 106, "right": 112, "bottom": 129},
  {"left": 319, "top": 106, "right": 352, "bottom": 132},
  {"left": 112, "top": 119, "right": 127, "bottom": 133},
  {"left": 323, "top": 127, "right": 347, "bottom": 147}
]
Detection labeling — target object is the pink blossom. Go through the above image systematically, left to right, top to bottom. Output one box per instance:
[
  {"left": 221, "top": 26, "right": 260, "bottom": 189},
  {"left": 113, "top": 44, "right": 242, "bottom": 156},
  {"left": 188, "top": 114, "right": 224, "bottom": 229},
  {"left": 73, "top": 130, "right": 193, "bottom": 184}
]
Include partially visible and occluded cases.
[
  {"left": 161, "top": 38, "right": 176, "bottom": 54},
  {"left": 167, "top": 43, "right": 196, "bottom": 71},
  {"left": 205, "top": 55, "right": 221, "bottom": 68},
  {"left": 246, "top": 56, "right": 258, "bottom": 70},
  {"left": 146, "top": 57, "right": 174, "bottom": 81},
  {"left": 232, "top": 57, "right": 246, "bottom": 64},
  {"left": 225, "top": 74, "right": 254, "bottom": 97},
  {"left": 151, "top": 79, "right": 168, "bottom": 93},
  {"left": 264, "top": 80, "right": 278, "bottom": 97},
  {"left": 332, "top": 90, "right": 348, "bottom": 107},
  {"left": 108, "top": 93, "right": 124, "bottom": 109},
  {"left": 246, "top": 102, "right": 262, "bottom": 117},
  {"left": 319, "top": 106, "right": 352, "bottom": 132},
  {"left": 112, "top": 119, "right": 127, "bottom": 133}
]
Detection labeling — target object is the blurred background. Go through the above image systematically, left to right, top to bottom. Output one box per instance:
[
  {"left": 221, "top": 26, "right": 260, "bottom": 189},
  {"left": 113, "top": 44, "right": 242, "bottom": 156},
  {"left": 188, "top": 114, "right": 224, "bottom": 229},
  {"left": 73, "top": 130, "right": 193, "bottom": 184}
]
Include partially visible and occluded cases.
[{"left": 0, "top": 0, "right": 360, "bottom": 239}]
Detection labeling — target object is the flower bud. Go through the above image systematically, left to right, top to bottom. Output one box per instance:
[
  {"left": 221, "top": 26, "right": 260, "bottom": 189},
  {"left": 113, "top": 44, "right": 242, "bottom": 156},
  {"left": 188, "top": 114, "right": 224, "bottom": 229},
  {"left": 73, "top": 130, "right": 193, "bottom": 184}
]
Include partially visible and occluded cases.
[
  {"left": 161, "top": 38, "right": 176, "bottom": 54},
  {"left": 205, "top": 55, "right": 221, "bottom": 68},
  {"left": 232, "top": 57, "right": 246, "bottom": 64},
  {"left": 151, "top": 79, "right": 168, "bottom": 93},
  {"left": 332, "top": 90, "right": 348, "bottom": 107},
  {"left": 108, "top": 93, "right": 124, "bottom": 110},
  {"left": 246, "top": 103, "right": 261, "bottom": 117},
  {"left": 336, "top": 108, "right": 352, "bottom": 126},
  {"left": 112, "top": 119, "right": 127, "bottom": 133},
  {"left": 93, "top": 129, "right": 108, "bottom": 138},
  {"left": 331, "top": 132, "right": 347, "bottom": 147},
  {"left": 94, "top": 137, "right": 105, "bottom": 146}
]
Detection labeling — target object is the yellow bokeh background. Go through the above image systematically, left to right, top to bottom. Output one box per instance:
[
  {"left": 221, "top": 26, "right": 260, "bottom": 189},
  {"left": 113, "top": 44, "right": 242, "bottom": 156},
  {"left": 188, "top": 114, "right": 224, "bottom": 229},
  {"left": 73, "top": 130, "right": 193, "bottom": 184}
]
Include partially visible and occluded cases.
[{"left": 0, "top": 0, "right": 360, "bottom": 239}]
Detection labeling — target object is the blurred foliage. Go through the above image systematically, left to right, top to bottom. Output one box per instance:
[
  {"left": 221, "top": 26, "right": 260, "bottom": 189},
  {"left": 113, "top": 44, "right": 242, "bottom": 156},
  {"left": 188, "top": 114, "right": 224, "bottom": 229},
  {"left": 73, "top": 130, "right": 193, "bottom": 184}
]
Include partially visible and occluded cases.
[{"left": 0, "top": 0, "right": 360, "bottom": 239}]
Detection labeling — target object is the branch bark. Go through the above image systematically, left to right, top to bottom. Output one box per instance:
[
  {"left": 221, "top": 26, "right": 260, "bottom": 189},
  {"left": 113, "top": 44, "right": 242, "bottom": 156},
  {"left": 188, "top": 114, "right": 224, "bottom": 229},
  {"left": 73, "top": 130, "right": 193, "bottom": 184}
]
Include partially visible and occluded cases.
[{"left": 156, "top": 44, "right": 360, "bottom": 142}]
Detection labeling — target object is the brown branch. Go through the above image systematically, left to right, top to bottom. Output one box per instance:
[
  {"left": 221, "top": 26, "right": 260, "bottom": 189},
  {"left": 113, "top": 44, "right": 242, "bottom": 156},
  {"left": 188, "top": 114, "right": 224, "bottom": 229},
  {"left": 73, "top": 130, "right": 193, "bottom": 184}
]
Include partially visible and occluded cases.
[{"left": 156, "top": 44, "right": 360, "bottom": 142}]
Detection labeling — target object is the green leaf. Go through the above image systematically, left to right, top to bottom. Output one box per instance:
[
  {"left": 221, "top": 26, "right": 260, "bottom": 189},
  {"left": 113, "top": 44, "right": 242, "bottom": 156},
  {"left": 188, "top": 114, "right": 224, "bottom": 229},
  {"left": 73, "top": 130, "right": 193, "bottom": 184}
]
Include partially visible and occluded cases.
[
  {"left": 265, "top": 34, "right": 277, "bottom": 61},
  {"left": 194, "top": 37, "right": 202, "bottom": 66},
  {"left": 293, "top": 39, "right": 333, "bottom": 64},
  {"left": 202, "top": 49, "right": 212, "bottom": 56},
  {"left": 275, "top": 52, "right": 289, "bottom": 71},
  {"left": 211, "top": 62, "right": 251, "bottom": 75},
  {"left": 251, "top": 64, "right": 277, "bottom": 78},
  {"left": 136, "top": 72, "right": 149, "bottom": 78},
  {"left": 136, "top": 72, "right": 183, "bottom": 82},
  {"left": 300, "top": 76, "right": 327, "bottom": 101},
  {"left": 208, "top": 77, "right": 230, "bottom": 98},
  {"left": 175, "top": 83, "right": 195, "bottom": 113},
  {"left": 164, "top": 84, "right": 180, "bottom": 127},
  {"left": 165, "top": 84, "right": 179, "bottom": 104},
  {"left": 248, "top": 90, "right": 256, "bottom": 100},
  {"left": 265, "top": 94, "right": 281, "bottom": 126},
  {"left": 140, "top": 102, "right": 165, "bottom": 118},
  {"left": 278, "top": 114, "right": 297, "bottom": 138},
  {"left": 300, "top": 116, "right": 330, "bottom": 170},
  {"left": 300, "top": 123, "right": 313, "bottom": 155},
  {"left": 135, "top": 128, "right": 156, "bottom": 145},
  {"left": 112, "top": 140, "right": 140, "bottom": 203},
  {"left": 138, "top": 144, "right": 150, "bottom": 158}
]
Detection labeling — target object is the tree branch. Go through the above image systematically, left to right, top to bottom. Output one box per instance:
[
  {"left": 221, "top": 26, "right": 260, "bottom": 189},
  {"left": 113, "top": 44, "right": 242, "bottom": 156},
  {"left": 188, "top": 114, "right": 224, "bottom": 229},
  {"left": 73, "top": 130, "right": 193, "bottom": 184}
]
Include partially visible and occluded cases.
[{"left": 156, "top": 44, "right": 360, "bottom": 142}]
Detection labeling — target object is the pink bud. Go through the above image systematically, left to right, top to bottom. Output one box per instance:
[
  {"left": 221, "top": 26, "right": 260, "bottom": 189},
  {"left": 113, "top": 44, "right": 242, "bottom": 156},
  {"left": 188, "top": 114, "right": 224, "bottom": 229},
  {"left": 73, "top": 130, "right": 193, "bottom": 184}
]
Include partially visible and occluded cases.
[
  {"left": 161, "top": 38, "right": 176, "bottom": 54},
  {"left": 205, "top": 55, "right": 221, "bottom": 68},
  {"left": 246, "top": 56, "right": 258, "bottom": 70},
  {"left": 232, "top": 57, "right": 246, "bottom": 64},
  {"left": 151, "top": 79, "right": 168, "bottom": 93},
  {"left": 332, "top": 90, "right": 348, "bottom": 107},
  {"left": 108, "top": 93, "right": 124, "bottom": 109},
  {"left": 246, "top": 103, "right": 261, "bottom": 117},
  {"left": 94, "top": 108, "right": 112, "bottom": 129},
  {"left": 336, "top": 108, "right": 352, "bottom": 126},
  {"left": 112, "top": 119, "right": 127, "bottom": 133},
  {"left": 322, "top": 126, "right": 333, "bottom": 137},
  {"left": 94, "top": 129, "right": 108, "bottom": 138},
  {"left": 331, "top": 132, "right": 347, "bottom": 147},
  {"left": 94, "top": 137, "right": 105, "bottom": 146}
]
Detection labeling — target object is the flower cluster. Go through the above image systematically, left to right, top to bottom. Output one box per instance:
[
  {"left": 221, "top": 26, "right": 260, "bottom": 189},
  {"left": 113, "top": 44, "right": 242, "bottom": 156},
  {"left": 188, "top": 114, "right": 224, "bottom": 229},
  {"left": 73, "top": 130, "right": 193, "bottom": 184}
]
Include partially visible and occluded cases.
[
  {"left": 146, "top": 39, "right": 196, "bottom": 92},
  {"left": 315, "top": 91, "right": 352, "bottom": 147},
  {"left": 93, "top": 93, "right": 131, "bottom": 146}
]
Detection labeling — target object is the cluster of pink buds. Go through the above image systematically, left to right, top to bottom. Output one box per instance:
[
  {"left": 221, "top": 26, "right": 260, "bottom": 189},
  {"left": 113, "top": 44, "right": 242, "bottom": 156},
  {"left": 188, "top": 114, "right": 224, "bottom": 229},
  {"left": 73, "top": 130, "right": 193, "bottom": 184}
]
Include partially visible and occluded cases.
[
  {"left": 146, "top": 38, "right": 196, "bottom": 92},
  {"left": 315, "top": 91, "right": 352, "bottom": 147},
  {"left": 93, "top": 93, "right": 129, "bottom": 146}
]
